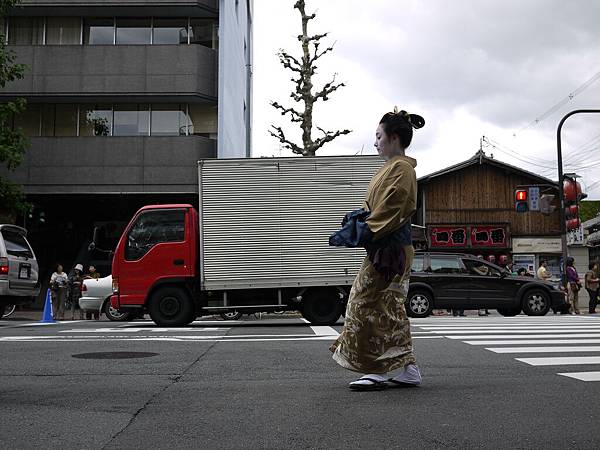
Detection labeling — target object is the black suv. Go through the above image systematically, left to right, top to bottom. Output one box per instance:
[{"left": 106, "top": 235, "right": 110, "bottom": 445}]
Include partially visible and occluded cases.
[{"left": 406, "top": 252, "right": 567, "bottom": 317}]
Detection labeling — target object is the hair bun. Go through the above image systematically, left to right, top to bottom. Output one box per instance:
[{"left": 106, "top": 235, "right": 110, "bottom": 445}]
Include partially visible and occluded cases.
[{"left": 407, "top": 113, "right": 425, "bottom": 130}]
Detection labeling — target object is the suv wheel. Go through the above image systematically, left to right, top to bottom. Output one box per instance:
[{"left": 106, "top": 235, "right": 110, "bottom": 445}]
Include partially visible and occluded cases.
[
  {"left": 522, "top": 289, "right": 551, "bottom": 316},
  {"left": 406, "top": 290, "right": 433, "bottom": 318},
  {"left": 497, "top": 307, "right": 521, "bottom": 317},
  {"left": 220, "top": 311, "right": 243, "bottom": 320}
]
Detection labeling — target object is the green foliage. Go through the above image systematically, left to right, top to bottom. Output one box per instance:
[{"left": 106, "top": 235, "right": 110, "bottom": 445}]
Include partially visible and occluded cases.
[
  {"left": 0, "top": 0, "right": 31, "bottom": 219},
  {"left": 580, "top": 200, "right": 600, "bottom": 223}
]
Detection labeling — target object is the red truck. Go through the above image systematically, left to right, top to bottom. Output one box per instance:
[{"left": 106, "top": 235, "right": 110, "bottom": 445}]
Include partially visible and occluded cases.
[{"left": 109, "top": 156, "right": 397, "bottom": 326}]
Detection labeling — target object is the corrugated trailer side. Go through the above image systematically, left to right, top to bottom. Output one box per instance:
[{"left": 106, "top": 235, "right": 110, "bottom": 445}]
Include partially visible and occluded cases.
[{"left": 198, "top": 156, "right": 382, "bottom": 290}]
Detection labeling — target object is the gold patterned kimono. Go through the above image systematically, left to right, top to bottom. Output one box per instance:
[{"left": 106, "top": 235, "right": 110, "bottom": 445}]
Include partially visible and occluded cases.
[{"left": 330, "top": 155, "right": 418, "bottom": 374}]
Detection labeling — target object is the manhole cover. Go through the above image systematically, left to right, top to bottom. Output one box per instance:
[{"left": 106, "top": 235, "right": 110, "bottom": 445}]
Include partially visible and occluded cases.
[{"left": 72, "top": 352, "right": 158, "bottom": 360}]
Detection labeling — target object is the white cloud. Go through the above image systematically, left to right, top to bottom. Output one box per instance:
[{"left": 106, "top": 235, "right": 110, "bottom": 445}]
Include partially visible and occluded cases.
[{"left": 252, "top": 0, "right": 600, "bottom": 198}]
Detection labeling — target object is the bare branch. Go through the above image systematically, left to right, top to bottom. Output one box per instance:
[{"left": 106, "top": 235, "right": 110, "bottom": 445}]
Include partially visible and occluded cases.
[
  {"left": 277, "top": 50, "right": 302, "bottom": 73},
  {"left": 314, "top": 74, "right": 346, "bottom": 101},
  {"left": 270, "top": 101, "right": 304, "bottom": 123},
  {"left": 269, "top": 125, "right": 304, "bottom": 155},
  {"left": 313, "top": 128, "right": 352, "bottom": 151}
]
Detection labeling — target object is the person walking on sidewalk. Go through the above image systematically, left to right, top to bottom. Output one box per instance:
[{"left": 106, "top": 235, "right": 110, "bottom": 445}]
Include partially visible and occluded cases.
[
  {"left": 329, "top": 107, "right": 425, "bottom": 391},
  {"left": 566, "top": 257, "right": 582, "bottom": 315},
  {"left": 537, "top": 260, "right": 552, "bottom": 281},
  {"left": 585, "top": 262, "right": 599, "bottom": 314},
  {"left": 67, "top": 263, "right": 85, "bottom": 320},
  {"left": 50, "top": 264, "right": 68, "bottom": 320},
  {"left": 83, "top": 265, "right": 101, "bottom": 320}
]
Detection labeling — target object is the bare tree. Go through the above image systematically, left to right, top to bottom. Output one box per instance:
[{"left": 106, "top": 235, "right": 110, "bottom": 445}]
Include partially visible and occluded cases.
[{"left": 269, "top": 0, "right": 351, "bottom": 157}]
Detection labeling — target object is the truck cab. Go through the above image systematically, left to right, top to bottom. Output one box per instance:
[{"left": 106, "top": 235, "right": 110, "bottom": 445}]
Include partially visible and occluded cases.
[{"left": 111, "top": 204, "right": 199, "bottom": 325}]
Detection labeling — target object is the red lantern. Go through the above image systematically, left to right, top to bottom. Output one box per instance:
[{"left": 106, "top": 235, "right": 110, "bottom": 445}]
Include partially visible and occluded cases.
[
  {"left": 563, "top": 179, "right": 582, "bottom": 202},
  {"left": 566, "top": 218, "right": 581, "bottom": 231},
  {"left": 486, "top": 255, "right": 496, "bottom": 264},
  {"left": 498, "top": 255, "right": 509, "bottom": 266}
]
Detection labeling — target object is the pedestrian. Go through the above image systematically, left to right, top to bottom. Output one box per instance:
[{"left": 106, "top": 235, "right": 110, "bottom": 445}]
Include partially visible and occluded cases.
[
  {"left": 329, "top": 107, "right": 424, "bottom": 390},
  {"left": 566, "top": 257, "right": 581, "bottom": 315},
  {"left": 536, "top": 260, "right": 552, "bottom": 281},
  {"left": 584, "top": 262, "right": 599, "bottom": 314},
  {"left": 67, "top": 263, "right": 85, "bottom": 320},
  {"left": 50, "top": 264, "right": 68, "bottom": 320},
  {"left": 83, "top": 265, "right": 101, "bottom": 320}
]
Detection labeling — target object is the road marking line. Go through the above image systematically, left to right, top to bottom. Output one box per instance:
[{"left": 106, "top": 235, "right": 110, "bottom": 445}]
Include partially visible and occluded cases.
[
  {"left": 420, "top": 325, "right": 600, "bottom": 330},
  {"left": 309, "top": 326, "right": 339, "bottom": 336},
  {"left": 60, "top": 327, "right": 230, "bottom": 333},
  {"left": 433, "top": 329, "right": 600, "bottom": 335},
  {"left": 446, "top": 333, "right": 600, "bottom": 339},
  {"left": 0, "top": 335, "right": 444, "bottom": 342},
  {"left": 464, "top": 339, "right": 600, "bottom": 345},
  {"left": 486, "top": 346, "right": 600, "bottom": 353},
  {"left": 515, "top": 356, "right": 600, "bottom": 366},
  {"left": 557, "top": 371, "right": 600, "bottom": 381}
]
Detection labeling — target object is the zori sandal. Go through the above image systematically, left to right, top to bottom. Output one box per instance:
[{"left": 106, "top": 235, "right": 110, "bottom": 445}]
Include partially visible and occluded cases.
[{"left": 348, "top": 375, "right": 389, "bottom": 391}]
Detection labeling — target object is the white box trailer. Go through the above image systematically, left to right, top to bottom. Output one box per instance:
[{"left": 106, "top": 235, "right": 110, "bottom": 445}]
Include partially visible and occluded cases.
[{"left": 197, "top": 155, "right": 382, "bottom": 323}]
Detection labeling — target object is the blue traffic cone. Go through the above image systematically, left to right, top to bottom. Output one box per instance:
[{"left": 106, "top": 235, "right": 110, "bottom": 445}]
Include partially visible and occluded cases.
[{"left": 39, "top": 289, "right": 56, "bottom": 324}]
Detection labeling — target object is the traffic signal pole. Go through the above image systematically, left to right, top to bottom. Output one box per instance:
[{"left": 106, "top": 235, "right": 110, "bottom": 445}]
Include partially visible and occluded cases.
[{"left": 556, "top": 109, "right": 600, "bottom": 284}]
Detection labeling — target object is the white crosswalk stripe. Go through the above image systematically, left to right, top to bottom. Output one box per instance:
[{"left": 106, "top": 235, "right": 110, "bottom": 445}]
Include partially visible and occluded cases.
[{"left": 414, "top": 315, "right": 600, "bottom": 382}]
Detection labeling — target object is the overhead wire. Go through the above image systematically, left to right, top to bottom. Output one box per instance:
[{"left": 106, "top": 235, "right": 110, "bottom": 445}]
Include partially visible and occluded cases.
[{"left": 514, "top": 69, "right": 600, "bottom": 136}]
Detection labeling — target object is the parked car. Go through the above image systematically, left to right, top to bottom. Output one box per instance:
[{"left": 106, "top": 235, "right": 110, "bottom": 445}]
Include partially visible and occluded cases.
[
  {"left": 0, "top": 225, "right": 40, "bottom": 318},
  {"left": 405, "top": 252, "right": 568, "bottom": 317},
  {"left": 80, "top": 275, "right": 132, "bottom": 321}
]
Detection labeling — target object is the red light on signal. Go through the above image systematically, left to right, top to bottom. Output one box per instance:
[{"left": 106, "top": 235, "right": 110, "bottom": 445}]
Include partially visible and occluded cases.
[{"left": 515, "top": 190, "right": 527, "bottom": 201}]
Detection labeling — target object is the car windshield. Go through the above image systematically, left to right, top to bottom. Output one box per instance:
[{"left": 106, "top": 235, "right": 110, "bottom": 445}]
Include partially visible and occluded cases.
[
  {"left": 1, "top": 230, "right": 34, "bottom": 258},
  {"left": 412, "top": 255, "right": 424, "bottom": 272},
  {"left": 429, "top": 256, "right": 463, "bottom": 274}
]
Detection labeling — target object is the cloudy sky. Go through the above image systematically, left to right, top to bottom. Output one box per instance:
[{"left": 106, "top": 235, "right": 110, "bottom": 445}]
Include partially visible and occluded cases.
[{"left": 251, "top": 0, "right": 600, "bottom": 199}]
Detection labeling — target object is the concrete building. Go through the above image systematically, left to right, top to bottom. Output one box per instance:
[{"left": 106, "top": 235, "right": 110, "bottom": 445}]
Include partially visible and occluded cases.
[{"left": 0, "top": 0, "right": 253, "bottom": 294}]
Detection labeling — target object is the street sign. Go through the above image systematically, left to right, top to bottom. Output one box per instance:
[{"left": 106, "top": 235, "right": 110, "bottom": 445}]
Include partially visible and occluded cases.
[{"left": 528, "top": 187, "right": 540, "bottom": 211}]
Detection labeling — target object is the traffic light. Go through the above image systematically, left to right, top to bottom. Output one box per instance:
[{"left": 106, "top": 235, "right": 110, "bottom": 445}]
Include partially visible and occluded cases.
[
  {"left": 515, "top": 189, "right": 528, "bottom": 212},
  {"left": 539, "top": 194, "right": 556, "bottom": 215}
]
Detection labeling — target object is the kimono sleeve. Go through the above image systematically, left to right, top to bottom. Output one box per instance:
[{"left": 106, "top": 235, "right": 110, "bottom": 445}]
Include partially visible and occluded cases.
[{"left": 366, "top": 160, "right": 416, "bottom": 242}]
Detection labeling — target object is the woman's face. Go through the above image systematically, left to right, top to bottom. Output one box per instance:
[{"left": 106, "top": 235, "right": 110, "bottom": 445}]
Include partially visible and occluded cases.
[
  {"left": 374, "top": 124, "right": 401, "bottom": 160},
  {"left": 57, "top": 265, "right": 63, "bottom": 273}
]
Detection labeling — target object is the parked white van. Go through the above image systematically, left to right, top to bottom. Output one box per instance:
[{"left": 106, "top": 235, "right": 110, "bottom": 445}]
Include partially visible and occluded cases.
[{"left": 0, "top": 225, "right": 40, "bottom": 317}]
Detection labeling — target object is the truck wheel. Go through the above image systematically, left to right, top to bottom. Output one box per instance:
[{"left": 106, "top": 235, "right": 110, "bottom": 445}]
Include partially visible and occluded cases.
[
  {"left": 149, "top": 287, "right": 195, "bottom": 326},
  {"left": 522, "top": 289, "right": 551, "bottom": 316},
  {"left": 301, "top": 290, "right": 342, "bottom": 325},
  {"left": 103, "top": 299, "right": 132, "bottom": 322}
]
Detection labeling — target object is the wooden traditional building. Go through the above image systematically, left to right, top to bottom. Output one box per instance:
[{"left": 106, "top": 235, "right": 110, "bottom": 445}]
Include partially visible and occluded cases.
[{"left": 415, "top": 150, "right": 562, "bottom": 275}]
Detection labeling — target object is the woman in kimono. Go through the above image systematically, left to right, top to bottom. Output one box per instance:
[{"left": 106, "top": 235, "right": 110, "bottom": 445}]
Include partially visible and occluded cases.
[{"left": 330, "top": 107, "right": 424, "bottom": 391}]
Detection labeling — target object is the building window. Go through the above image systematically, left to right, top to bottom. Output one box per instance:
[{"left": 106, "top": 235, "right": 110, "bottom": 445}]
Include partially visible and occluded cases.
[
  {"left": 8, "top": 17, "right": 44, "bottom": 45},
  {"left": 46, "top": 17, "right": 81, "bottom": 45},
  {"left": 84, "top": 18, "right": 114, "bottom": 45},
  {"left": 116, "top": 18, "right": 151, "bottom": 45},
  {"left": 152, "top": 18, "right": 188, "bottom": 45},
  {"left": 190, "top": 18, "right": 218, "bottom": 49},
  {"left": 13, "top": 104, "right": 41, "bottom": 137},
  {"left": 41, "top": 104, "right": 55, "bottom": 136},
  {"left": 54, "top": 104, "right": 78, "bottom": 136},
  {"left": 79, "top": 104, "right": 112, "bottom": 136},
  {"left": 114, "top": 104, "right": 149, "bottom": 136},
  {"left": 151, "top": 104, "right": 188, "bottom": 136},
  {"left": 188, "top": 104, "right": 217, "bottom": 138}
]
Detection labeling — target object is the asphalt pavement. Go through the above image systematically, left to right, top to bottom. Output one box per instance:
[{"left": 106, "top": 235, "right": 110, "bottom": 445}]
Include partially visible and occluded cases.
[{"left": 1, "top": 312, "right": 600, "bottom": 449}]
